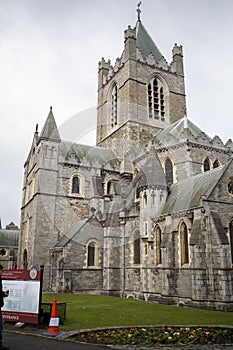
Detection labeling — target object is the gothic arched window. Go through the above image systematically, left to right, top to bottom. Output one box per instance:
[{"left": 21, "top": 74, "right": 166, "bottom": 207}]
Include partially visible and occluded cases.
[
  {"left": 147, "top": 77, "right": 166, "bottom": 120},
  {"left": 111, "top": 84, "right": 118, "bottom": 127},
  {"left": 164, "top": 158, "right": 173, "bottom": 185},
  {"left": 203, "top": 158, "right": 210, "bottom": 172},
  {"left": 213, "top": 159, "right": 220, "bottom": 168},
  {"left": 72, "top": 176, "right": 80, "bottom": 194},
  {"left": 229, "top": 220, "right": 233, "bottom": 265},
  {"left": 180, "top": 221, "right": 189, "bottom": 266},
  {"left": 155, "top": 226, "right": 162, "bottom": 265},
  {"left": 133, "top": 230, "right": 140, "bottom": 264}
]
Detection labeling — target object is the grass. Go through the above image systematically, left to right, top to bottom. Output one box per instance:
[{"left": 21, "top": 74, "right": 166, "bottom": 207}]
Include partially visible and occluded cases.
[{"left": 42, "top": 293, "right": 233, "bottom": 332}]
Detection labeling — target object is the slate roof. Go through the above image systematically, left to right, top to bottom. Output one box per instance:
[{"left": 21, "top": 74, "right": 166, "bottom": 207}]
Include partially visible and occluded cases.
[
  {"left": 136, "top": 21, "right": 163, "bottom": 61},
  {"left": 155, "top": 117, "right": 211, "bottom": 142},
  {"left": 60, "top": 141, "right": 118, "bottom": 166},
  {"left": 137, "top": 149, "right": 167, "bottom": 188},
  {"left": 162, "top": 165, "right": 225, "bottom": 215},
  {"left": 54, "top": 216, "right": 103, "bottom": 248},
  {"left": 54, "top": 220, "right": 87, "bottom": 247},
  {"left": 0, "top": 230, "right": 19, "bottom": 247}
]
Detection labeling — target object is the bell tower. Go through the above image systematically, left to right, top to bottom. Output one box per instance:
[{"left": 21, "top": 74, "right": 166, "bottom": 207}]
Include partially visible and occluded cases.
[{"left": 96, "top": 7, "right": 186, "bottom": 159}]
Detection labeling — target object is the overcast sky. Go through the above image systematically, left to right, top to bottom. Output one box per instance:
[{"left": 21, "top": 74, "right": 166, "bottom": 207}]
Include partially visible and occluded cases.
[{"left": 0, "top": 0, "right": 232, "bottom": 228}]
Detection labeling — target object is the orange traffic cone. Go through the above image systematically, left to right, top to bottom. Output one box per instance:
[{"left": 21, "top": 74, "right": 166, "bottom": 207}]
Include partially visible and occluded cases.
[{"left": 47, "top": 296, "right": 60, "bottom": 335}]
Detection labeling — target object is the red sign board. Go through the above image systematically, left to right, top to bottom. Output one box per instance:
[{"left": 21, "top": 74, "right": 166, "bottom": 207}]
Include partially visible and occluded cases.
[{"left": 2, "top": 268, "right": 42, "bottom": 324}]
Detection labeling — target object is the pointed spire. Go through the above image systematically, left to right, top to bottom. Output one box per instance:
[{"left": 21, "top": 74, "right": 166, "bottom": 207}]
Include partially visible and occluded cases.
[
  {"left": 136, "top": 21, "right": 163, "bottom": 61},
  {"left": 40, "top": 106, "right": 61, "bottom": 142}
]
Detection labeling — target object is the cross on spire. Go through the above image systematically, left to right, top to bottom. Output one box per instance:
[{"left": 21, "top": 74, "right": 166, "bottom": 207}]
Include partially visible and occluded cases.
[{"left": 137, "top": 2, "right": 142, "bottom": 22}]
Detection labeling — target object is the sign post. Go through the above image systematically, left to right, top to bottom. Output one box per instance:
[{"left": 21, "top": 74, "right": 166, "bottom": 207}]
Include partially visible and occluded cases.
[{"left": 2, "top": 268, "right": 43, "bottom": 324}]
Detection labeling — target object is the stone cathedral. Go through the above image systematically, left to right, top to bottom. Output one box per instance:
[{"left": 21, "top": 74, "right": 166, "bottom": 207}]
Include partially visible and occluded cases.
[{"left": 18, "top": 12, "right": 233, "bottom": 311}]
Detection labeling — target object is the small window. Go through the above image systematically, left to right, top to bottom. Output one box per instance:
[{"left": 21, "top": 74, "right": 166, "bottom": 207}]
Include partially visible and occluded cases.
[
  {"left": 164, "top": 158, "right": 173, "bottom": 185},
  {"left": 203, "top": 158, "right": 210, "bottom": 172},
  {"left": 213, "top": 159, "right": 220, "bottom": 168},
  {"left": 72, "top": 176, "right": 80, "bottom": 194},
  {"left": 106, "top": 180, "right": 114, "bottom": 195},
  {"left": 144, "top": 192, "right": 147, "bottom": 206},
  {"left": 180, "top": 221, "right": 189, "bottom": 266},
  {"left": 144, "top": 222, "right": 148, "bottom": 235},
  {"left": 155, "top": 226, "right": 162, "bottom": 265},
  {"left": 133, "top": 230, "right": 140, "bottom": 264},
  {"left": 87, "top": 242, "right": 95, "bottom": 267},
  {"left": 23, "top": 249, "right": 28, "bottom": 269}
]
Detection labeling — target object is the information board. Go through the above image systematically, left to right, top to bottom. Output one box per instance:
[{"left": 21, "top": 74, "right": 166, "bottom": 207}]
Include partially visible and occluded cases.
[{"left": 2, "top": 269, "right": 42, "bottom": 324}]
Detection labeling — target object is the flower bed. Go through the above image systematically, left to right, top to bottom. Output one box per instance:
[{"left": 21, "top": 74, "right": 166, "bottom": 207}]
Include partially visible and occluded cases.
[{"left": 71, "top": 326, "right": 233, "bottom": 346}]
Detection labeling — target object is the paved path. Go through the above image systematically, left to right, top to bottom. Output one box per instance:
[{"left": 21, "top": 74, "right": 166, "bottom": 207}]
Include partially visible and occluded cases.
[
  {"left": 4, "top": 331, "right": 233, "bottom": 349},
  {"left": 4, "top": 332, "right": 110, "bottom": 349}
]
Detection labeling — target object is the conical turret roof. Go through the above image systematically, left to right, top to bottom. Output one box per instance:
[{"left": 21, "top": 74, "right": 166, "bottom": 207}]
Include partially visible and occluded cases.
[{"left": 137, "top": 148, "right": 167, "bottom": 189}]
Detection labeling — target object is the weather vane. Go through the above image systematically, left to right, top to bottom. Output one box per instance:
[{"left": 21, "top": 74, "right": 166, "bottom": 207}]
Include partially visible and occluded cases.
[{"left": 137, "top": 2, "right": 142, "bottom": 22}]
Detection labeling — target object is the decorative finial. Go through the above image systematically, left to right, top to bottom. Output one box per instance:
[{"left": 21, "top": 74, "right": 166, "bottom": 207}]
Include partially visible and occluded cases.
[
  {"left": 137, "top": 2, "right": 142, "bottom": 22},
  {"left": 50, "top": 106, "right": 53, "bottom": 111},
  {"left": 184, "top": 107, "right": 188, "bottom": 129},
  {"left": 35, "top": 123, "right": 38, "bottom": 133}
]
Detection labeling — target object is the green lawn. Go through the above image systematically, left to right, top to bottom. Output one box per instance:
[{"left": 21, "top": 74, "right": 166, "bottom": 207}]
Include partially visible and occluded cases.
[{"left": 42, "top": 294, "right": 233, "bottom": 331}]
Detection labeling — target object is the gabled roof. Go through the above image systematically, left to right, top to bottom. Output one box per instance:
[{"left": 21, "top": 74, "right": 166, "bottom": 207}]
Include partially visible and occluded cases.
[
  {"left": 136, "top": 21, "right": 163, "bottom": 61},
  {"left": 40, "top": 107, "right": 61, "bottom": 142},
  {"left": 155, "top": 116, "right": 211, "bottom": 142},
  {"left": 60, "top": 141, "right": 118, "bottom": 166},
  {"left": 162, "top": 165, "right": 226, "bottom": 215},
  {"left": 54, "top": 215, "right": 103, "bottom": 248},
  {"left": 54, "top": 220, "right": 87, "bottom": 247}
]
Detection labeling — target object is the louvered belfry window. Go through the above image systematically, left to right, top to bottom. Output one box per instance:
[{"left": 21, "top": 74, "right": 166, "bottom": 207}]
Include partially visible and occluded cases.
[
  {"left": 148, "top": 77, "right": 165, "bottom": 120},
  {"left": 111, "top": 84, "right": 118, "bottom": 127}
]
